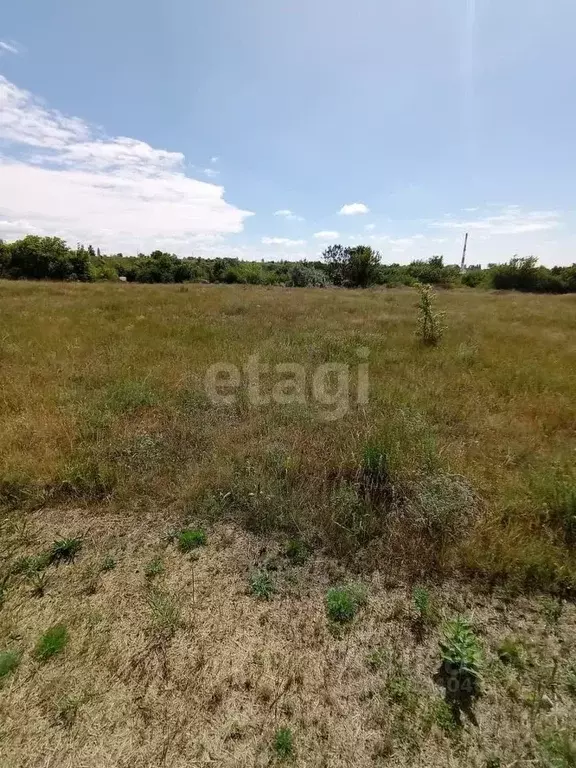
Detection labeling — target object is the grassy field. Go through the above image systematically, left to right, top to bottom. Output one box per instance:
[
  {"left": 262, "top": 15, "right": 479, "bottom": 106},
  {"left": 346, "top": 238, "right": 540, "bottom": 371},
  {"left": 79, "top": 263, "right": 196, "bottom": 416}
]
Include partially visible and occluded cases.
[{"left": 1, "top": 280, "right": 576, "bottom": 766}]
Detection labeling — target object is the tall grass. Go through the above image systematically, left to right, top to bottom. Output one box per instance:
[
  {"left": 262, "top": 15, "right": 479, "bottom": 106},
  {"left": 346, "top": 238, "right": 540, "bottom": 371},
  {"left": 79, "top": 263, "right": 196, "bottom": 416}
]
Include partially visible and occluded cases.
[{"left": 1, "top": 281, "right": 576, "bottom": 589}]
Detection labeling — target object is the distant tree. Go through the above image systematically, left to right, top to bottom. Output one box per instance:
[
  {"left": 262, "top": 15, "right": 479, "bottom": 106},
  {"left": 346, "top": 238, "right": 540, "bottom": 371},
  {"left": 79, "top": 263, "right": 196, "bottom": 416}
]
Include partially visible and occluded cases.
[
  {"left": 9, "top": 236, "right": 71, "bottom": 280},
  {"left": 0, "top": 239, "right": 10, "bottom": 277},
  {"left": 322, "top": 244, "right": 381, "bottom": 288},
  {"left": 322, "top": 244, "right": 349, "bottom": 286},
  {"left": 346, "top": 245, "right": 381, "bottom": 288},
  {"left": 290, "top": 264, "right": 328, "bottom": 287}
]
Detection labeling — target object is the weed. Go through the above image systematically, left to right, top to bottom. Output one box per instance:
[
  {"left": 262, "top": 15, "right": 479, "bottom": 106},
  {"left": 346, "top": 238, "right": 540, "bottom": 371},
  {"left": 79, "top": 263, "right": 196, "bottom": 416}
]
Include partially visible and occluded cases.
[
  {"left": 416, "top": 283, "right": 445, "bottom": 346},
  {"left": 362, "top": 444, "right": 389, "bottom": 484},
  {"left": 177, "top": 528, "right": 207, "bottom": 552},
  {"left": 49, "top": 537, "right": 83, "bottom": 564},
  {"left": 285, "top": 538, "right": 310, "bottom": 565},
  {"left": 11, "top": 552, "right": 51, "bottom": 575},
  {"left": 101, "top": 555, "right": 116, "bottom": 572},
  {"left": 144, "top": 556, "right": 164, "bottom": 580},
  {"left": 27, "top": 569, "right": 49, "bottom": 597},
  {"left": 249, "top": 570, "right": 276, "bottom": 600},
  {"left": 325, "top": 583, "right": 367, "bottom": 624},
  {"left": 413, "top": 585, "right": 437, "bottom": 626},
  {"left": 147, "top": 586, "right": 182, "bottom": 638},
  {"left": 542, "top": 597, "right": 563, "bottom": 626},
  {"left": 439, "top": 617, "right": 482, "bottom": 694},
  {"left": 34, "top": 625, "right": 68, "bottom": 662},
  {"left": 497, "top": 637, "right": 526, "bottom": 670},
  {"left": 366, "top": 648, "right": 387, "bottom": 672},
  {"left": 0, "top": 650, "right": 21, "bottom": 680},
  {"left": 566, "top": 665, "right": 576, "bottom": 698},
  {"left": 386, "top": 672, "right": 417, "bottom": 709},
  {"left": 56, "top": 695, "right": 84, "bottom": 728},
  {"left": 431, "top": 698, "right": 458, "bottom": 734},
  {"left": 273, "top": 727, "right": 294, "bottom": 760},
  {"left": 539, "top": 730, "right": 576, "bottom": 768}
]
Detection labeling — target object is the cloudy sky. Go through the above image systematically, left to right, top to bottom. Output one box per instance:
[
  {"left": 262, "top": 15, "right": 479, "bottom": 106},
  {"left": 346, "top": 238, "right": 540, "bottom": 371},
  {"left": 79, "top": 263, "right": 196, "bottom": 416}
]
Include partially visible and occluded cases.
[{"left": 1, "top": 0, "right": 575, "bottom": 264}]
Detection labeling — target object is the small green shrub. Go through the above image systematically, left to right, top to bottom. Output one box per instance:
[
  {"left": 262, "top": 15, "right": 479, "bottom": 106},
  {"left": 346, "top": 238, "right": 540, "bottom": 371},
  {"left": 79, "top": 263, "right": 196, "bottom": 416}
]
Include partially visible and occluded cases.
[
  {"left": 416, "top": 284, "right": 445, "bottom": 346},
  {"left": 362, "top": 444, "right": 389, "bottom": 483},
  {"left": 177, "top": 528, "right": 207, "bottom": 552},
  {"left": 49, "top": 537, "right": 83, "bottom": 564},
  {"left": 285, "top": 538, "right": 310, "bottom": 565},
  {"left": 12, "top": 552, "right": 51, "bottom": 575},
  {"left": 101, "top": 555, "right": 116, "bottom": 572},
  {"left": 144, "top": 556, "right": 164, "bottom": 580},
  {"left": 28, "top": 569, "right": 49, "bottom": 596},
  {"left": 249, "top": 570, "right": 276, "bottom": 600},
  {"left": 325, "top": 583, "right": 367, "bottom": 624},
  {"left": 413, "top": 586, "right": 437, "bottom": 626},
  {"left": 147, "top": 587, "right": 182, "bottom": 638},
  {"left": 542, "top": 597, "right": 563, "bottom": 626},
  {"left": 439, "top": 617, "right": 482, "bottom": 692},
  {"left": 34, "top": 625, "right": 68, "bottom": 662},
  {"left": 497, "top": 637, "right": 526, "bottom": 670},
  {"left": 0, "top": 649, "right": 21, "bottom": 680},
  {"left": 431, "top": 698, "right": 458, "bottom": 734},
  {"left": 273, "top": 727, "right": 294, "bottom": 760},
  {"left": 539, "top": 730, "right": 576, "bottom": 768}
]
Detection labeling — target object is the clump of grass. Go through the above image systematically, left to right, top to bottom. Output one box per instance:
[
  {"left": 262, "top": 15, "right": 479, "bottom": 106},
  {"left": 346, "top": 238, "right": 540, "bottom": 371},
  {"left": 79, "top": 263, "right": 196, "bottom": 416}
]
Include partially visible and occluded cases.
[
  {"left": 416, "top": 283, "right": 445, "bottom": 346},
  {"left": 362, "top": 444, "right": 389, "bottom": 484},
  {"left": 177, "top": 528, "right": 207, "bottom": 553},
  {"left": 49, "top": 537, "right": 83, "bottom": 564},
  {"left": 285, "top": 538, "right": 310, "bottom": 565},
  {"left": 11, "top": 552, "right": 51, "bottom": 575},
  {"left": 100, "top": 555, "right": 116, "bottom": 572},
  {"left": 144, "top": 556, "right": 164, "bottom": 580},
  {"left": 27, "top": 569, "right": 49, "bottom": 597},
  {"left": 249, "top": 570, "right": 276, "bottom": 600},
  {"left": 325, "top": 583, "right": 367, "bottom": 624},
  {"left": 413, "top": 585, "right": 438, "bottom": 628},
  {"left": 147, "top": 587, "right": 182, "bottom": 638},
  {"left": 542, "top": 597, "right": 563, "bottom": 627},
  {"left": 439, "top": 617, "right": 482, "bottom": 695},
  {"left": 34, "top": 625, "right": 68, "bottom": 662},
  {"left": 497, "top": 637, "right": 526, "bottom": 670},
  {"left": 366, "top": 648, "right": 387, "bottom": 672},
  {"left": 0, "top": 649, "right": 21, "bottom": 681},
  {"left": 431, "top": 698, "right": 458, "bottom": 734},
  {"left": 273, "top": 727, "right": 294, "bottom": 760},
  {"left": 539, "top": 730, "right": 576, "bottom": 768}
]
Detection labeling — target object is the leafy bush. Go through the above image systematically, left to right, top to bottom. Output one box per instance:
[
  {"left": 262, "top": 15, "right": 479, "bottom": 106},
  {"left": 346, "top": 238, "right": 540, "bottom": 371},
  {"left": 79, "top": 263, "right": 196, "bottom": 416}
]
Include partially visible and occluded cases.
[
  {"left": 417, "top": 284, "right": 445, "bottom": 346},
  {"left": 177, "top": 528, "right": 207, "bottom": 552},
  {"left": 49, "top": 537, "right": 83, "bottom": 564},
  {"left": 249, "top": 570, "right": 276, "bottom": 600},
  {"left": 325, "top": 583, "right": 367, "bottom": 624},
  {"left": 439, "top": 617, "right": 482, "bottom": 692},
  {"left": 34, "top": 625, "right": 69, "bottom": 662},
  {"left": 0, "top": 650, "right": 21, "bottom": 680},
  {"left": 273, "top": 727, "right": 294, "bottom": 759}
]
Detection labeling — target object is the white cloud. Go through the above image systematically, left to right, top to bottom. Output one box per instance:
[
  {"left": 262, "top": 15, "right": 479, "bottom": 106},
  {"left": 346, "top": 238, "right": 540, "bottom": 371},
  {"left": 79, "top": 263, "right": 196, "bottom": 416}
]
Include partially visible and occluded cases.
[
  {"left": 0, "top": 40, "right": 19, "bottom": 56},
  {"left": 0, "top": 75, "right": 252, "bottom": 252},
  {"left": 210, "top": 156, "right": 219, "bottom": 163},
  {"left": 202, "top": 167, "right": 220, "bottom": 178},
  {"left": 339, "top": 202, "right": 370, "bottom": 216},
  {"left": 430, "top": 206, "right": 562, "bottom": 236},
  {"left": 273, "top": 209, "right": 304, "bottom": 221},
  {"left": 364, "top": 223, "right": 376, "bottom": 231},
  {"left": 313, "top": 230, "right": 340, "bottom": 239},
  {"left": 261, "top": 237, "right": 306, "bottom": 246}
]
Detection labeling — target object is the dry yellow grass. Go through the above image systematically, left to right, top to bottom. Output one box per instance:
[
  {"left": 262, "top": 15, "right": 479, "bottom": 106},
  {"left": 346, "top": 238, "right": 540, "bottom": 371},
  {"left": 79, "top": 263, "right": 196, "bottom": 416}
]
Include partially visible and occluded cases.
[{"left": 1, "top": 280, "right": 576, "bottom": 766}]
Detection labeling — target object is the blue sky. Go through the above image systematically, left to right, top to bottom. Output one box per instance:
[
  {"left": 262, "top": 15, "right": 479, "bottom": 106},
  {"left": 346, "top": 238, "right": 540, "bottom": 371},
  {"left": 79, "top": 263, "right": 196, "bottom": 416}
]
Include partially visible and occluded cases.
[{"left": 1, "top": 0, "right": 575, "bottom": 264}]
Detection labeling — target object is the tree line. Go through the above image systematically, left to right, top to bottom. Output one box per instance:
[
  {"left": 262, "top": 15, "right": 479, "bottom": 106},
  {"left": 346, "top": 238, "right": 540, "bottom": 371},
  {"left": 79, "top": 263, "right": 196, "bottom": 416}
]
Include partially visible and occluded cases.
[{"left": 1, "top": 235, "right": 575, "bottom": 293}]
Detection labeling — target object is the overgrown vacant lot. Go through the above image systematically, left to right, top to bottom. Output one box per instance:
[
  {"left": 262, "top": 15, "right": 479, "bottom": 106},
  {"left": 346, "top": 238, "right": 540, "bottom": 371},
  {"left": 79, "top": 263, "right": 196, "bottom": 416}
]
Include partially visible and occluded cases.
[{"left": 1, "top": 281, "right": 576, "bottom": 766}]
